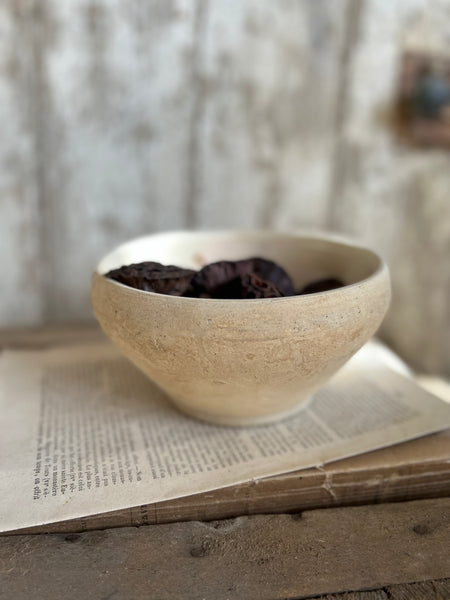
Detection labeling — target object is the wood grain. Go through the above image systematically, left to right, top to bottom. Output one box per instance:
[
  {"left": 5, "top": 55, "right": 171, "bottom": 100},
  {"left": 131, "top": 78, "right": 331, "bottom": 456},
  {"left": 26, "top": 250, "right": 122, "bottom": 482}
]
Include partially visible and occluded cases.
[
  {"left": 0, "top": 0, "right": 348, "bottom": 326},
  {"left": 31, "top": 0, "right": 199, "bottom": 322},
  {"left": 327, "top": 0, "right": 450, "bottom": 376},
  {"left": 0, "top": 1, "right": 43, "bottom": 326},
  {"left": 194, "top": 1, "right": 348, "bottom": 231},
  {"left": 1, "top": 498, "right": 449, "bottom": 600},
  {"left": 385, "top": 579, "right": 450, "bottom": 600},
  {"left": 317, "top": 581, "right": 450, "bottom": 600}
]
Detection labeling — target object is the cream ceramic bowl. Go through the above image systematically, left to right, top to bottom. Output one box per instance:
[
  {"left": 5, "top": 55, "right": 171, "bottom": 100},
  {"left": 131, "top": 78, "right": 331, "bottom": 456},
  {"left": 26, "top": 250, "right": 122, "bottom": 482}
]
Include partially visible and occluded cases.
[{"left": 91, "top": 231, "right": 390, "bottom": 426}]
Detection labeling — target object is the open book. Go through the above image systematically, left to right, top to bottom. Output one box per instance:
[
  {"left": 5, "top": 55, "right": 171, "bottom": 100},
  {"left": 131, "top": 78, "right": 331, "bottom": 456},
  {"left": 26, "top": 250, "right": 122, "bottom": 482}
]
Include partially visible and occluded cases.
[{"left": 1, "top": 339, "right": 449, "bottom": 534}]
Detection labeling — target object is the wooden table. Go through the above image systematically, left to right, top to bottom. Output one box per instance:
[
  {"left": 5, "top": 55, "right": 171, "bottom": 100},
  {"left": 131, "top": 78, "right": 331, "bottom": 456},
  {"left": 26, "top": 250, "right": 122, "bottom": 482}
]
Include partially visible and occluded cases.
[{"left": 1, "top": 326, "right": 449, "bottom": 600}]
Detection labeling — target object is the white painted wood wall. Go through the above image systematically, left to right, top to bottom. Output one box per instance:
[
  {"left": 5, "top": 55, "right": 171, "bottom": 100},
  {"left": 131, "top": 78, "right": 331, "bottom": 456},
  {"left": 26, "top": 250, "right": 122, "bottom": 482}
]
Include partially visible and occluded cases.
[{"left": 1, "top": 0, "right": 450, "bottom": 375}]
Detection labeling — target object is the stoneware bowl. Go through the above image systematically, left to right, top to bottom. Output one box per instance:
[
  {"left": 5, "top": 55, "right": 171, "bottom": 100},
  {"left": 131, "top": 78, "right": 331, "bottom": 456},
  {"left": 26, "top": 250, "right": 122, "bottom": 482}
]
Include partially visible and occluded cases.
[{"left": 91, "top": 230, "right": 391, "bottom": 426}]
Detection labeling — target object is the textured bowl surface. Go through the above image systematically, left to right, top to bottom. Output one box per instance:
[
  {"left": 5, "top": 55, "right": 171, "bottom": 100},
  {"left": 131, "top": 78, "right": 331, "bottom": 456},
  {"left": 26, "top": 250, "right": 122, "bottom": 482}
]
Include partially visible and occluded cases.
[{"left": 91, "top": 231, "right": 391, "bottom": 425}]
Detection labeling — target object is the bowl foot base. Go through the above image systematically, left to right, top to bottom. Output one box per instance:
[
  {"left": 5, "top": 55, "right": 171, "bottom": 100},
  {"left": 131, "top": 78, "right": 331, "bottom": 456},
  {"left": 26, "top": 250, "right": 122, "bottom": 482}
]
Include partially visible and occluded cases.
[{"left": 170, "top": 395, "right": 313, "bottom": 427}]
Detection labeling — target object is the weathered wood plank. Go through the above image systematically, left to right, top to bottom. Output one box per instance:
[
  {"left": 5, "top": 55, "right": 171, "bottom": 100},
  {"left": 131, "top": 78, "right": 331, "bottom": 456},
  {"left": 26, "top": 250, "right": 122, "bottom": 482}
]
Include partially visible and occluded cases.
[
  {"left": 1, "top": 0, "right": 350, "bottom": 327},
  {"left": 32, "top": 0, "right": 199, "bottom": 322},
  {"left": 195, "top": 0, "right": 349, "bottom": 230},
  {"left": 327, "top": 0, "right": 450, "bottom": 377},
  {"left": 0, "top": 1, "right": 43, "bottom": 327},
  {"left": 1, "top": 498, "right": 449, "bottom": 600},
  {"left": 312, "top": 578, "right": 450, "bottom": 599},
  {"left": 385, "top": 579, "right": 450, "bottom": 600},
  {"left": 316, "top": 581, "right": 450, "bottom": 600},
  {"left": 319, "top": 592, "right": 388, "bottom": 600}
]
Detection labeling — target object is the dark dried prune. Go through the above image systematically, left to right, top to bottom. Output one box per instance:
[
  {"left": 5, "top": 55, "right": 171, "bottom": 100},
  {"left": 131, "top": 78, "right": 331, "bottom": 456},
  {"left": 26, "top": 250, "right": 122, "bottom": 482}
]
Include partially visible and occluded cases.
[
  {"left": 104, "top": 256, "right": 344, "bottom": 299},
  {"left": 190, "top": 258, "right": 295, "bottom": 297},
  {"left": 240, "top": 258, "right": 296, "bottom": 296},
  {"left": 188, "top": 261, "right": 242, "bottom": 296},
  {"left": 106, "top": 262, "right": 196, "bottom": 296},
  {"left": 211, "top": 273, "right": 284, "bottom": 299},
  {"left": 240, "top": 273, "right": 285, "bottom": 299},
  {"left": 299, "top": 278, "right": 344, "bottom": 295}
]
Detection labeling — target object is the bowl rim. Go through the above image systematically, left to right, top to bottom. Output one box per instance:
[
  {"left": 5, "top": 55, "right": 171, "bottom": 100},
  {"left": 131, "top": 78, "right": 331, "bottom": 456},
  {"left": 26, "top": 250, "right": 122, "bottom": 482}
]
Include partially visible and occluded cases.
[{"left": 93, "top": 229, "right": 389, "bottom": 303}]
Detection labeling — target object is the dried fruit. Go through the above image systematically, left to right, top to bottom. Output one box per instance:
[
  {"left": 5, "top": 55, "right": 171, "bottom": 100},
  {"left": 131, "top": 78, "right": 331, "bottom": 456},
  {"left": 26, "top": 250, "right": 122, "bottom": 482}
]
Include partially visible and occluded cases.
[
  {"left": 189, "top": 258, "right": 295, "bottom": 297},
  {"left": 105, "top": 259, "right": 345, "bottom": 299},
  {"left": 105, "top": 262, "right": 196, "bottom": 296},
  {"left": 210, "top": 273, "right": 284, "bottom": 299}
]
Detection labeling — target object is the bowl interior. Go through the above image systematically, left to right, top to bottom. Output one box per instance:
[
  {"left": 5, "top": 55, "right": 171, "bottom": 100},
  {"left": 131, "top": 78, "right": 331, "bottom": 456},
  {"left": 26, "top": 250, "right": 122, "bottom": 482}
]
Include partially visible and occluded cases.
[{"left": 96, "top": 231, "right": 381, "bottom": 291}]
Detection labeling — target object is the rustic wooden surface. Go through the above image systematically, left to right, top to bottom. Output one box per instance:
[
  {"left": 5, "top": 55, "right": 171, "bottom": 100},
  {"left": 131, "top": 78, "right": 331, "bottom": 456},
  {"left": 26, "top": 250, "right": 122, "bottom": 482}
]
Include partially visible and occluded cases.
[
  {"left": 1, "top": 1, "right": 450, "bottom": 378},
  {"left": 2, "top": 324, "right": 450, "bottom": 535},
  {"left": 1, "top": 326, "right": 450, "bottom": 598},
  {"left": 1, "top": 498, "right": 449, "bottom": 600}
]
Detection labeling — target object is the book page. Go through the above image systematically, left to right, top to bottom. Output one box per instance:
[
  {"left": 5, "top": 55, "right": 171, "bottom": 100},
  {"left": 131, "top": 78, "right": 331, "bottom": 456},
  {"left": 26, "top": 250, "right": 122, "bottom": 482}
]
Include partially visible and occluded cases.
[{"left": 1, "top": 342, "right": 450, "bottom": 533}]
